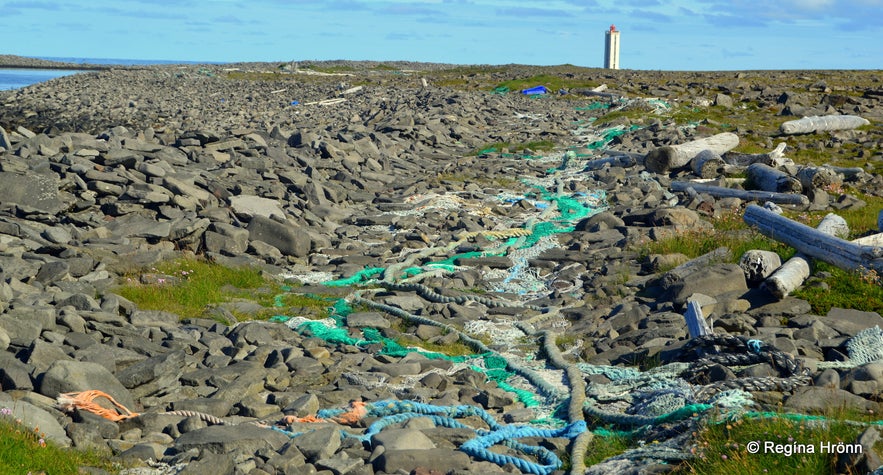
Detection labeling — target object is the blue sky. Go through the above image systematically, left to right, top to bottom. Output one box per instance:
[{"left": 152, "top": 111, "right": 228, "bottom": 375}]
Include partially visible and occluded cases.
[{"left": 2, "top": 0, "right": 881, "bottom": 70}]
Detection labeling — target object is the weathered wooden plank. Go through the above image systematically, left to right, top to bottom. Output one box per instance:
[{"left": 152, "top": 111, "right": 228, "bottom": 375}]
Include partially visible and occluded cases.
[
  {"left": 645, "top": 132, "right": 739, "bottom": 173},
  {"left": 670, "top": 181, "right": 810, "bottom": 206},
  {"left": 743, "top": 204, "right": 883, "bottom": 274},
  {"left": 684, "top": 300, "right": 713, "bottom": 339}
]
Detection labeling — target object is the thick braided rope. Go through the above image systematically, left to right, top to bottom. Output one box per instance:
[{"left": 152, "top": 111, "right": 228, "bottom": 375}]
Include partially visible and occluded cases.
[
  {"left": 457, "top": 228, "right": 533, "bottom": 240},
  {"left": 379, "top": 281, "right": 547, "bottom": 311},
  {"left": 351, "top": 292, "right": 564, "bottom": 400},
  {"left": 541, "top": 331, "right": 593, "bottom": 475},
  {"left": 679, "top": 334, "right": 812, "bottom": 398},
  {"left": 163, "top": 410, "right": 227, "bottom": 426},
  {"left": 459, "top": 422, "right": 587, "bottom": 475}
]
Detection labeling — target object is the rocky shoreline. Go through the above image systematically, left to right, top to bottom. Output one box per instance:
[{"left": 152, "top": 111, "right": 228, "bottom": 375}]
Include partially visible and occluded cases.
[
  {"left": 0, "top": 54, "right": 110, "bottom": 70},
  {"left": 0, "top": 61, "right": 882, "bottom": 474}
]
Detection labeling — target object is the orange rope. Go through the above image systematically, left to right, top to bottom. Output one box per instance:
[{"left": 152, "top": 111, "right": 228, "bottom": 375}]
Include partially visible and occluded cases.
[
  {"left": 56, "top": 390, "right": 140, "bottom": 422},
  {"left": 280, "top": 401, "right": 369, "bottom": 426}
]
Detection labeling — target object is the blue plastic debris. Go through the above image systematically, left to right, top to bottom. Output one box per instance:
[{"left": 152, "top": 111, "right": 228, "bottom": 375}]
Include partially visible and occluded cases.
[
  {"left": 521, "top": 86, "right": 548, "bottom": 95},
  {"left": 290, "top": 100, "right": 300, "bottom": 106}
]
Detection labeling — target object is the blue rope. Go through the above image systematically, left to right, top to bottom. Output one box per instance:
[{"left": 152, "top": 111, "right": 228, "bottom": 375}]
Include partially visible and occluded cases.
[
  {"left": 746, "top": 339, "right": 763, "bottom": 354},
  {"left": 281, "top": 400, "right": 587, "bottom": 475},
  {"left": 460, "top": 421, "right": 586, "bottom": 475}
]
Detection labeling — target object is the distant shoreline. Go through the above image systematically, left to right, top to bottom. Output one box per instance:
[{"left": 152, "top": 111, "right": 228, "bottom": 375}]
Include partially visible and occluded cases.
[{"left": 0, "top": 54, "right": 111, "bottom": 70}]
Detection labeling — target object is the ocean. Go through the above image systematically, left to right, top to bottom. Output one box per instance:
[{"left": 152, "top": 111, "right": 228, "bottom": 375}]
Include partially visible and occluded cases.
[{"left": 0, "top": 57, "right": 209, "bottom": 91}]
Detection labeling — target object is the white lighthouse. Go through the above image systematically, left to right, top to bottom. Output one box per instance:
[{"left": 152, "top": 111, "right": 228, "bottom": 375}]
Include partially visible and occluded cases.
[{"left": 604, "top": 24, "right": 620, "bottom": 69}]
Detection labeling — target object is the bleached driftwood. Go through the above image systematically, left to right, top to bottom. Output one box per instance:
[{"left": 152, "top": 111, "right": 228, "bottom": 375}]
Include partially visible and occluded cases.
[
  {"left": 780, "top": 115, "right": 870, "bottom": 135},
  {"left": 645, "top": 132, "right": 739, "bottom": 173},
  {"left": 724, "top": 143, "right": 788, "bottom": 167},
  {"left": 690, "top": 150, "right": 725, "bottom": 178},
  {"left": 581, "top": 155, "right": 636, "bottom": 171},
  {"left": 746, "top": 163, "right": 802, "bottom": 193},
  {"left": 825, "top": 165, "right": 864, "bottom": 181},
  {"left": 796, "top": 166, "right": 842, "bottom": 192},
  {"left": 670, "top": 181, "right": 810, "bottom": 206},
  {"left": 743, "top": 204, "right": 883, "bottom": 274},
  {"left": 763, "top": 213, "right": 849, "bottom": 299},
  {"left": 661, "top": 247, "right": 732, "bottom": 289},
  {"left": 739, "top": 250, "right": 782, "bottom": 285},
  {"left": 684, "top": 300, "right": 713, "bottom": 339}
]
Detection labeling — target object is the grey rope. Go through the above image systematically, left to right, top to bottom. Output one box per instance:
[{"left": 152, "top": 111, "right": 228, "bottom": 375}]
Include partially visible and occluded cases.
[
  {"left": 379, "top": 281, "right": 547, "bottom": 312},
  {"left": 541, "top": 330, "right": 592, "bottom": 475},
  {"left": 678, "top": 334, "right": 812, "bottom": 399}
]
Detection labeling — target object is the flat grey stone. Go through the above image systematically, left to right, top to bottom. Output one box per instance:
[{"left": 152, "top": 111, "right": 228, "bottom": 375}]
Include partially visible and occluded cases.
[
  {"left": 0, "top": 171, "right": 64, "bottom": 214},
  {"left": 229, "top": 194, "right": 286, "bottom": 220},
  {"left": 246, "top": 215, "right": 311, "bottom": 257},
  {"left": 346, "top": 312, "right": 390, "bottom": 329},
  {"left": 0, "top": 315, "right": 43, "bottom": 347},
  {"left": 785, "top": 386, "right": 878, "bottom": 414},
  {"left": 174, "top": 423, "right": 290, "bottom": 454},
  {"left": 291, "top": 425, "right": 341, "bottom": 462},
  {"left": 372, "top": 428, "right": 436, "bottom": 450},
  {"left": 373, "top": 448, "right": 471, "bottom": 474}
]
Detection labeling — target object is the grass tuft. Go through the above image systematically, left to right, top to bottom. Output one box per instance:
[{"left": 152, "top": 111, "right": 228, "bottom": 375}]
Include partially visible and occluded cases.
[
  {"left": 114, "top": 257, "right": 333, "bottom": 321},
  {"left": 677, "top": 408, "right": 883, "bottom": 475},
  {"left": 0, "top": 409, "right": 119, "bottom": 474}
]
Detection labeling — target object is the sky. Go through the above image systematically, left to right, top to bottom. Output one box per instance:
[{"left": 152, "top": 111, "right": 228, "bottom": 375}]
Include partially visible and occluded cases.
[{"left": 2, "top": 0, "right": 881, "bottom": 71}]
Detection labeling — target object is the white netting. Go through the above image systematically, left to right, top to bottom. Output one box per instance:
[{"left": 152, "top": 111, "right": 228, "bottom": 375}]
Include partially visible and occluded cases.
[{"left": 846, "top": 325, "right": 883, "bottom": 365}]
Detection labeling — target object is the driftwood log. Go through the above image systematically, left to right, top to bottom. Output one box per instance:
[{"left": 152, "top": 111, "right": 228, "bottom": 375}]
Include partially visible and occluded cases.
[
  {"left": 780, "top": 115, "right": 870, "bottom": 135},
  {"left": 645, "top": 132, "right": 739, "bottom": 173},
  {"left": 724, "top": 143, "right": 788, "bottom": 167},
  {"left": 690, "top": 150, "right": 725, "bottom": 178},
  {"left": 746, "top": 163, "right": 802, "bottom": 193},
  {"left": 826, "top": 165, "right": 864, "bottom": 180},
  {"left": 796, "top": 166, "right": 843, "bottom": 192},
  {"left": 670, "top": 181, "right": 810, "bottom": 206},
  {"left": 743, "top": 204, "right": 883, "bottom": 274},
  {"left": 763, "top": 213, "right": 849, "bottom": 299},
  {"left": 739, "top": 250, "right": 782, "bottom": 285}
]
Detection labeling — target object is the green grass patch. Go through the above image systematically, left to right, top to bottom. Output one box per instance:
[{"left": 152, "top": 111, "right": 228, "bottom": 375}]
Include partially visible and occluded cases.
[
  {"left": 784, "top": 192, "right": 883, "bottom": 239},
  {"left": 637, "top": 216, "right": 794, "bottom": 265},
  {"left": 115, "top": 258, "right": 333, "bottom": 321},
  {"left": 792, "top": 262, "right": 883, "bottom": 314},
  {"left": 677, "top": 409, "right": 883, "bottom": 475},
  {"left": 0, "top": 414, "right": 119, "bottom": 474},
  {"left": 584, "top": 430, "right": 634, "bottom": 466}
]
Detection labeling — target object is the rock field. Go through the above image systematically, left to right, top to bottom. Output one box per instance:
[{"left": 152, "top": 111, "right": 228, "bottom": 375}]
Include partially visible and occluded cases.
[{"left": 0, "top": 60, "right": 882, "bottom": 475}]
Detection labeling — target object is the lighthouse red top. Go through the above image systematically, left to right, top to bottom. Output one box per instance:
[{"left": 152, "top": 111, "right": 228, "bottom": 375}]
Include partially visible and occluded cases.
[{"left": 610, "top": 25, "right": 617, "bottom": 32}]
